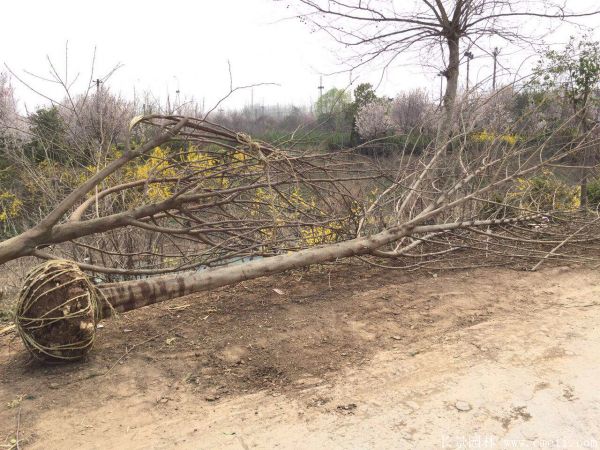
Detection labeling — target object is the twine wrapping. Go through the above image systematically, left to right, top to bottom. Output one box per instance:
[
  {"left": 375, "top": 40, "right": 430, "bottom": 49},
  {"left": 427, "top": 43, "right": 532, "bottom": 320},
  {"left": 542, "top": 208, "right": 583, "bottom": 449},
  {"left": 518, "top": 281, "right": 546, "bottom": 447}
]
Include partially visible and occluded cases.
[{"left": 15, "top": 260, "right": 100, "bottom": 362}]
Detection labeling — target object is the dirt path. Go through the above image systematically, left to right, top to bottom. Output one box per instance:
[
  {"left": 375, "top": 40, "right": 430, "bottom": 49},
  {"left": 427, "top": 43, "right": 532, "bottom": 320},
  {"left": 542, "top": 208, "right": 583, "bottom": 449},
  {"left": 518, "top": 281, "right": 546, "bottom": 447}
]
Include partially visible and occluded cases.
[{"left": 1, "top": 265, "right": 600, "bottom": 449}]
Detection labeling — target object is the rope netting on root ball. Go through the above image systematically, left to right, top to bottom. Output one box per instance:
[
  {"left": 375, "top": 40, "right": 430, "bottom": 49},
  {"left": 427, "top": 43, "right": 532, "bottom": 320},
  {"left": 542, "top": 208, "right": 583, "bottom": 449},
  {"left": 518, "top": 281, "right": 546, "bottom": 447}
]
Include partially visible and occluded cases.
[{"left": 15, "top": 259, "right": 101, "bottom": 363}]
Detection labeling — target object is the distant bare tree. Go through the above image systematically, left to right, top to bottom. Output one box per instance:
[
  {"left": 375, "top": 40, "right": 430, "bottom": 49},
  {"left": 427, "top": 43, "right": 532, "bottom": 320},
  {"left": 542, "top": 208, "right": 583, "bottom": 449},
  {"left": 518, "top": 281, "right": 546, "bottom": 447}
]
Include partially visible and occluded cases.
[
  {"left": 0, "top": 73, "right": 20, "bottom": 135},
  {"left": 59, "top": 88, "right": 135, "bottom": 160},
  {"left": 356, "top": 89, "right": 433, "bottom": 139},
  {"left": 390, "top": 89, "right": 433, "bottom": 133},
  {"left": 356, "top": 99, "right": 396, "bottom": 139}
]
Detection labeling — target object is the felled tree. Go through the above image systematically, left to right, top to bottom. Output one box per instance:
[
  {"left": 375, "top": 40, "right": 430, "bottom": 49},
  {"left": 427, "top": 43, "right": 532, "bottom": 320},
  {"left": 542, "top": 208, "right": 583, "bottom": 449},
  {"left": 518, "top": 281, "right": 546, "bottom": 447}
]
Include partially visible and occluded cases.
[{"left": 3, "top": 103, "right": 600, "bottom": 362}]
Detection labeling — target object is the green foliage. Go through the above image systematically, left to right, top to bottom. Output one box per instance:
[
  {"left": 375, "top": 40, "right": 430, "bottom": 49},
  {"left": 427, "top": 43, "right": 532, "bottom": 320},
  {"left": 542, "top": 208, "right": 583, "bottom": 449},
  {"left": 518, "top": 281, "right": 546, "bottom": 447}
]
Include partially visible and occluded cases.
[
  {"left": 533, "top": 35, "right": 600, "bottom": 208},
  {"left": 533, "top": 36, "right": 600, "bottom": 113},
  {"left": 349, "top": 83, "right": 378, "bottom": 146},
  {"left": 352, "top": 83, "right": 377, "bottom": 112},
  {"left": 315, "top": 88, "right": 351, "bottom": 116},
  {"left": 315, "top": 88, "right": 353, "bottom": 134},
  {"left": 24, "top": 106, "right": 68, "bottom": 162},
  {"left": 251, "top": 129, "right": 347, "bottom": 151},
  {"left": 322, "top": 131, "right": 352, "bottom": 151},
  {"left": 357, "top": 133, "right": 430, "bottom": 157},
  {"left": 0, "top": 135, "right": 13, "bottom": 177},
  {"left": 507, "top": 170, "right": 580, "bottom": 212},
  {"left": 586, "top": 179, "right": 600, "bottom": 208}
]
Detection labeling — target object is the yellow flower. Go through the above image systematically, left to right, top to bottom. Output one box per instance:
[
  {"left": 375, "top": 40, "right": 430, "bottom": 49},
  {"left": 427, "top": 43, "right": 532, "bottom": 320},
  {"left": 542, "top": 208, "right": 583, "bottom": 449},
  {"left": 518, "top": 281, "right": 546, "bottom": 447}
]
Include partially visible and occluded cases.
[
  {"left": 472, "top": 130, "right": 519, "bottom": 145},
  {"left": 125, "top": 146, "right": 177, "bottom": 200},
  {"left": 507, "top": 170, "right": 580, "bottom": 211},
  {"left": 0, "top": 192, "right": 22, "bottom": 222},
  {"left": 301, "top": 225, "right": 337, "bottom": 246}
]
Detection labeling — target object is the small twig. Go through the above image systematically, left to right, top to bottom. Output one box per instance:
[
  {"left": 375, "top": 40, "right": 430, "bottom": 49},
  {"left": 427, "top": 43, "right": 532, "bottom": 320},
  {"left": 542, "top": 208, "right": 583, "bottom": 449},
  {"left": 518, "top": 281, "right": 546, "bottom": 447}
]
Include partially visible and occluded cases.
[
  {"left": 531, "top": 220, "right": 596, "bottom": 271},
  {"left": 103, "top": 327, "right": 177, "bottom": 375},
  {"left": 15, "top": 406, "right": 21, "bottom": 450}
]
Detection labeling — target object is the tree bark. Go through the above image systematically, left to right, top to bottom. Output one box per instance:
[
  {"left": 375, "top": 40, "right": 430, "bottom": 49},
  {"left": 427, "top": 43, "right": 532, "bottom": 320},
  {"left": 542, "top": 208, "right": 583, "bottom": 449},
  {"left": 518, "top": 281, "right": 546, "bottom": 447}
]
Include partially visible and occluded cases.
[
  {"left": 441, "top": 35, "right": 460, "bottom": 143},
  {"left": 98, "top": 215, "right": 538, "bottom": 317},
  {"left": 98, "top": 224, "right": 413, "bottom": 315}
]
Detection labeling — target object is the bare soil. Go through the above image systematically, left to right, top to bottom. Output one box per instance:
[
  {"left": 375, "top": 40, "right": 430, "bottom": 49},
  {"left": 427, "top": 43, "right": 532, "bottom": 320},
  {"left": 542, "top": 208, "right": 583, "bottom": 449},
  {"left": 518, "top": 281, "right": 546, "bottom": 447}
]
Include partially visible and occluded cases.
[{"left": 1, "top": 263, "right": 600, "bottom": 449}]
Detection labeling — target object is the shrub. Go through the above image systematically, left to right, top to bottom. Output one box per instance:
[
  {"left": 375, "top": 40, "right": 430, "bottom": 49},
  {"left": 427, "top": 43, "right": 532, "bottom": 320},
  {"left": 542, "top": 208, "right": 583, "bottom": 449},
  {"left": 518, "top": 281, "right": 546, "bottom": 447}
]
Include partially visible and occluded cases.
[
  {"left": 471, "top": 130, "right": 519, "bottom": 146},
  {"left": 506, "top": 170, "right": 580, "bottom": 212},
  {"left": 586, "top": 178, "right": 600, "bottom": 208}
]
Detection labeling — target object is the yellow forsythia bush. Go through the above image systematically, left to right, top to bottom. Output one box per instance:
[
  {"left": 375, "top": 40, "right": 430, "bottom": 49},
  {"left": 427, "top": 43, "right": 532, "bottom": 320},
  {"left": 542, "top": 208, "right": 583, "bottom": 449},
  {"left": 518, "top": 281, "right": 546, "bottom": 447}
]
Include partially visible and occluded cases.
[
  {"left": 471, "top": 130, "right": 519, "bottom": 146},
  {"left": 506, "top": 170, "right": 580, "bottom": 211},
  {"left": 0, "top": 192, "right": 22, "bottom": 222}
]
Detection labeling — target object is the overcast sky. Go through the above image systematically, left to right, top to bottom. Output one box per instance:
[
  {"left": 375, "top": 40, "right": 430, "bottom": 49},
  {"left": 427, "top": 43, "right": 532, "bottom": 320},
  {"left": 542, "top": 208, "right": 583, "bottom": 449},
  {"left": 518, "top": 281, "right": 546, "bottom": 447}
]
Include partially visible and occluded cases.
[{"left": 1, "top": 0, "right": 599, "bottom": 113}]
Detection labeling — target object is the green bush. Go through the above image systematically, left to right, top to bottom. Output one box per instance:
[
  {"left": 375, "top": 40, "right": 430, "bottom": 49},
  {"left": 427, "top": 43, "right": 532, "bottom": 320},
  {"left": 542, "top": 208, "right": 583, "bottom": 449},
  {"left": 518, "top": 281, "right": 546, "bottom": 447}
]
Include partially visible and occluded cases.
[
  {"left": 506, "top": 170, "right": 580, "bottom": 212},
  {"left": 586, "top": 179, "right": 600, "bottom": 208}
]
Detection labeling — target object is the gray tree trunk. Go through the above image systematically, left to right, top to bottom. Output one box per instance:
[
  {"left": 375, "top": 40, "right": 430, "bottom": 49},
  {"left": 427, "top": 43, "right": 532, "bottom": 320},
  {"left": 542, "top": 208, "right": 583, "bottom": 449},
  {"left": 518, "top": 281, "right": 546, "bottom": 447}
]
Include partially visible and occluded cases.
[{"left": 440, "top": 35, "right": 460, "bottom": 145}]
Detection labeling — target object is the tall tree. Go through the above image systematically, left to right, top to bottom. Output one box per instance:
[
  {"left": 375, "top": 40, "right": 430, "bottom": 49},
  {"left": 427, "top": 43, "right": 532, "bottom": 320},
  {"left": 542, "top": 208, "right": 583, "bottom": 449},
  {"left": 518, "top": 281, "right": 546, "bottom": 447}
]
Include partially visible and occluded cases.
[
  {"left": 292, "top": 0, "right": 599, "bottom": 137},
  {"left": 0, "top": 73, "right": 20, "bottom": 157},
  {"left": 349, "top": 83, "right": 378, "bottom": 144}
]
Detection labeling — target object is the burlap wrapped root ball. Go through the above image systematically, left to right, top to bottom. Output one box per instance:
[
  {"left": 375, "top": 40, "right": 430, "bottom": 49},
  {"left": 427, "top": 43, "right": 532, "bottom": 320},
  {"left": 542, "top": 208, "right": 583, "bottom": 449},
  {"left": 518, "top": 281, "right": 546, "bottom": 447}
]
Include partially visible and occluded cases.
[{"left": 15, "top": 260, "right": 100, "bottom": 362}]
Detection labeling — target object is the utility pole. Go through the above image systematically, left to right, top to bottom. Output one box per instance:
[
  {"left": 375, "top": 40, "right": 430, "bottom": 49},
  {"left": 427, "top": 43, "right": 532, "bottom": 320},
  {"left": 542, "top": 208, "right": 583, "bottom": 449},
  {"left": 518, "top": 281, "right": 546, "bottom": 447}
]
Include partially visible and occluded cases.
[
  {"left": 492, "top": 47, "right": 500, "bottom": 90},
  {"left": 464, "top": 51, "right": 474, "bottom": 93},
  {"left": 348, "top": 71, "right": 353, "bottom": 101},
  {"left": 173, "top": 75, "right": 181, "bottom": 112},
  {"left": 317, "top": 76, "right": 324, "bottom": 115},
  {"left": 93, "top": 78, "right": 102, "bottom": 93},
  {"left": 93, "top": 78, "right": 102, "bottom": 114},
  {"left": 93, "top": 78, "right": 103, "bottom": 139}
]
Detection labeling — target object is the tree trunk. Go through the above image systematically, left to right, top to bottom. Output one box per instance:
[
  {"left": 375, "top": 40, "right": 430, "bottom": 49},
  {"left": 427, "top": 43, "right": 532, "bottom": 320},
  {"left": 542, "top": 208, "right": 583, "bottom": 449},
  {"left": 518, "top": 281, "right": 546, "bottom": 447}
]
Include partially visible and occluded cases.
[
  {"left": 440, "top": 35, "right": 460, "bottom": 144},
  {"left": 98, "top": 216, "right": 536, "bottom": 317},
  {"left": 99, "top": 224, "right": 414, "bottom": 316}
]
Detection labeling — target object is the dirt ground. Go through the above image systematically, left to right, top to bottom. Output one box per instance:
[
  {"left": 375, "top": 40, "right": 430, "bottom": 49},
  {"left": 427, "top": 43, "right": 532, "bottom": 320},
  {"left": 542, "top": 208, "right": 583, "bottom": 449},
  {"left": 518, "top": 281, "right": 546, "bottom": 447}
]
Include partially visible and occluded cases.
[{"left": 1, "top": 262, "right": 600, "bottom": 449}]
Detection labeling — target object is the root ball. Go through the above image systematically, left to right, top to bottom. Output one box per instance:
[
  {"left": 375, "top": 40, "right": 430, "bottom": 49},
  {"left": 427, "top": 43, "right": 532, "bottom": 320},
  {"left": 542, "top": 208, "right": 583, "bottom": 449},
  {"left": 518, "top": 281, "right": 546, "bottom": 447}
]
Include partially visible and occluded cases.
[{"left": 15, "top": 260, "right": 99, "bottom": 363}]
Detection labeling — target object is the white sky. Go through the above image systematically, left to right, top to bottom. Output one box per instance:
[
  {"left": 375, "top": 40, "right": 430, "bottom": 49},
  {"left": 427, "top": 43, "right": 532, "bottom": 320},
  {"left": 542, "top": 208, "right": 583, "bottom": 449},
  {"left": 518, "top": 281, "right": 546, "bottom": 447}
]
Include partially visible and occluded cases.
[{"left": 1, "top": 0, "right": 599, "bottom": 113}]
